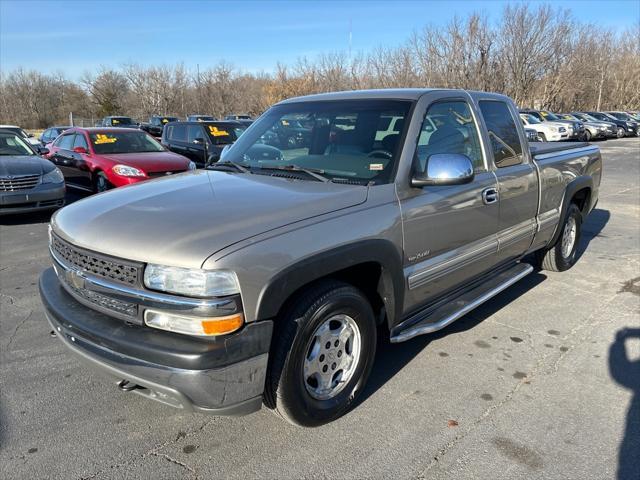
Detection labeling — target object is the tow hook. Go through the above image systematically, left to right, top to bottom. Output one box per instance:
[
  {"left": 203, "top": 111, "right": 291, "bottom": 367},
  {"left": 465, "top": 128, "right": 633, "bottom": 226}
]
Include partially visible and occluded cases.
[{"left": 117, "top": 379, "right": 143, "bottom": 392}]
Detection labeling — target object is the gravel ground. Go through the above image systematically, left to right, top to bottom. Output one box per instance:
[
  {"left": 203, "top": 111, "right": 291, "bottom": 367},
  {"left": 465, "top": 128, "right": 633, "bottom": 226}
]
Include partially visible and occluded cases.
[{"left": 1, "top": 137, "right": 639, "bottom": 480}]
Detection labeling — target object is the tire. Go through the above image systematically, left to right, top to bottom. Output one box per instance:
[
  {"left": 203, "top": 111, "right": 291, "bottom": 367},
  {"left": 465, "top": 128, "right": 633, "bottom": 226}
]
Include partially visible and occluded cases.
[
  {"left": 617, "top": 127, "right": 625, "bottom": 138},
  {"left": 584, "top": 130, "right": 591, "bottom": 142},
  {"left": 539, "top": 132, "right": 548, "bottom": 142},
  {"left": 94, "top": 171, "right": 112, "bottom": 193},
  {"left": 536, "top": 203, "right": 582, "bottom": 272},
  {"left": 264, "top": 280, "right": 377, "bottom": 427}
]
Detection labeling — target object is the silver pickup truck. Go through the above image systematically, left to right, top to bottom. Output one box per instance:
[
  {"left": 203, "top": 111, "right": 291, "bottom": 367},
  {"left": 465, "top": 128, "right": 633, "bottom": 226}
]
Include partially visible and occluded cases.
[{"left": 40, "top": 89, "right": 602, "bottom": 426}]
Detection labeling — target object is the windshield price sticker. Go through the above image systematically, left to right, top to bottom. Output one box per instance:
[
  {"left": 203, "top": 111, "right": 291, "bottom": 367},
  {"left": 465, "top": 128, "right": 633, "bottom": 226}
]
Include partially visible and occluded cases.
[
  {"left": 162, "top": 118, "right": 169, "bottom": 123},
  {"left": 112, "top": 119, "right": 120, "bottom": 124},
  {"left": 208, "top": 126, "right": 229, "bottom": 137},
  {"left": 94, "top": 134, "right": 118, "bottom": 144},
  {"left": 369, "top": 163, "right": 384, "bottom": 171}
]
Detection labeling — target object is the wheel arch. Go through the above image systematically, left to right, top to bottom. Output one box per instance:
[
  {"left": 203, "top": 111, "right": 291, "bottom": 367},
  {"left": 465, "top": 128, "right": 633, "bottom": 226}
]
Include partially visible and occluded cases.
[
  {"left": 549, "top": 176, "right": 593, "bottom": 247},
  {"left": 254, "top": 239, "right": 405, "bottom": 330}
]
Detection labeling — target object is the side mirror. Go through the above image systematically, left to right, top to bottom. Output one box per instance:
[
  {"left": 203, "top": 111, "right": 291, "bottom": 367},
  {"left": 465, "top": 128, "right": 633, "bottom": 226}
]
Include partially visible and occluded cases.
[
  {"left": 193, "top": 137, "right": 206, "bottom": 145},
  {"left": 37, "top": 146, "right": 49, "bottom": 156},
  {"left": 73, "top": 146, "right": 88, "bottom": 154},
  {"left": 411, "top": 153, "right": 474, "bottom": 187}
]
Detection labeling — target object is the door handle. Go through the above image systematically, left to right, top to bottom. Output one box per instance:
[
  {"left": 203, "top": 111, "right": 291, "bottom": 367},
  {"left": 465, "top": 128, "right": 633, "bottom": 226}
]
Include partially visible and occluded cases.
[{"left": 482, "top": 187, "right": 499, "bottom": 205}]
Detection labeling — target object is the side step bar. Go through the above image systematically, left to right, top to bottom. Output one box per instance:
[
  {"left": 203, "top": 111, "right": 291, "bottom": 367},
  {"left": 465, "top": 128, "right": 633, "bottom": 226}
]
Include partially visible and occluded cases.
[{"left": 390, "top": 263, "right": 534, "bottom": 343}]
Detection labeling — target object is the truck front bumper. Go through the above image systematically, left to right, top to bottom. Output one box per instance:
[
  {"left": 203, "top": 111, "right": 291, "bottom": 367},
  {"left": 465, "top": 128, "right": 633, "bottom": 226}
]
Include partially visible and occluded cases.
[{"left": 39, "top": 268, "right": 273, "bottom": 416}]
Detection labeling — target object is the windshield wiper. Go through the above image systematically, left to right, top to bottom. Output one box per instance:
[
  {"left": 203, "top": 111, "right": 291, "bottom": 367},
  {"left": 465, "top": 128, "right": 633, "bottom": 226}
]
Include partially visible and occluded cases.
[
  {"left": 206, "top": 161, "right": 250, "bottom": 173},
  {"left": 256, "top": 164, "right": 330, "bottom": 182}
]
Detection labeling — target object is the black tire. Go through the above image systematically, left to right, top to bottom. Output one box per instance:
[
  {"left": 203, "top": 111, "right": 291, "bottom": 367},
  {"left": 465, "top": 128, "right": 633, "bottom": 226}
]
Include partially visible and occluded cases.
[
  {"left": 617, "top": 127, "right": 625, "bottom": 138},
  {"left": 584, "top": 130, "right": 591, "bottom": 142},
  {"left": 539, "top": 132, "right": 548, "bottom": 142},
  {"left": 94, "top": 171, "right": 112, "bottom": 193},
  {"left": 536, "top": 203, "right": 582, "bottom": 272},
  {"left": 264, "top": 280, "right": 377, "bottom": 427}
]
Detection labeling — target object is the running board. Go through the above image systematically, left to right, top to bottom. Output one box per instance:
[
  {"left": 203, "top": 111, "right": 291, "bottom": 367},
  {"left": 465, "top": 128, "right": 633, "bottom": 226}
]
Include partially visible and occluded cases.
[{"left": 390, "top": 263, "right": 534, "bottom": 343}]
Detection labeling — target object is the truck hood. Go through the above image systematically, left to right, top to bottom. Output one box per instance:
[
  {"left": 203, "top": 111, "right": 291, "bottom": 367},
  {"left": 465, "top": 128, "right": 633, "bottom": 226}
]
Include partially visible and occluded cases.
[
  {"left": 99, "top": 152, "right": 190, "bottom": 172},
  {"left": 52, "top": 170, "right": 368, "bottom": 268}
]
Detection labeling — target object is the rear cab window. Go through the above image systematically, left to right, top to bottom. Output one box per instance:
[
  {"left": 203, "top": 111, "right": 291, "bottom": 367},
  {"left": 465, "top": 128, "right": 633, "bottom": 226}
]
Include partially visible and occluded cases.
[{"left": 478, "top": 101, "right": 523, "bottom": 168}]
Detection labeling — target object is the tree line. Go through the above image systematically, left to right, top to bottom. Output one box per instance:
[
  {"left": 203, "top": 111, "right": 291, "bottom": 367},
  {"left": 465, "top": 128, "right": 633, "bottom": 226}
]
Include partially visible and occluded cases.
[{"left": 1, "top": 3, "right": 638, "bottom": 128}]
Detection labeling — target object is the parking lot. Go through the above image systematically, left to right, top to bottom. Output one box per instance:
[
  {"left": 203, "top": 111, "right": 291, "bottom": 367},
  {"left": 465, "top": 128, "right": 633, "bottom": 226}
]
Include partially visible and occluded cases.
[{"left": 0, "top": 137, "right": 638, "bottom": 479}]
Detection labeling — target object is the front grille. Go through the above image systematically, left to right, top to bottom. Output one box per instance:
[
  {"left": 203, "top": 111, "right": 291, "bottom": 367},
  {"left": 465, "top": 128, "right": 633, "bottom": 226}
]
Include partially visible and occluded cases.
[
  {"left": 0, "top": 174, "right": 40, "bottom": 191},
  {"left": 51, "top": 234, "right": 141, "bottom": 286},
  {"left": 61, "top": 274, "right": 138, "bottom": 317}
]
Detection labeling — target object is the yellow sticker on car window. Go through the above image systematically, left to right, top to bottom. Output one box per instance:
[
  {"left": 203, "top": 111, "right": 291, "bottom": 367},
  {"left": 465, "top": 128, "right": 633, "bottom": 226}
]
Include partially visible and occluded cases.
[
  {"left": 162, "top": 118, "right": 169, "bottom": 123},
  {"left": 112, "top": 119, "right": 120, "bottom": 124},
  {"left": 281, "top": 120, "right": 290, "bottom": 126},
  {"left": 208, "top": 126, "right": 229, "bottom": 137},
  {"left": 94, "top": 134, "right": 117, "bottom": 144},
  {"left": 369, "top": 163, "right": 384, "bottom": 171}
]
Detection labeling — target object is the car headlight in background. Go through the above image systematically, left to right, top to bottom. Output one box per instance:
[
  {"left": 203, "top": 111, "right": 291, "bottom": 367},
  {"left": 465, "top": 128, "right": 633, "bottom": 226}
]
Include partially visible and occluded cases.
[
  {"left": 188, "top": 161, "right": 196, "bottom": 170},
  {"left": 112, "top": 164, "right": 145, "bottom": 177},
  {"left": 42, "top": 167, "right": 64, "bottom": 184},
  {"left": 144, "top": 264, "right": 240, "bottom": 297}
]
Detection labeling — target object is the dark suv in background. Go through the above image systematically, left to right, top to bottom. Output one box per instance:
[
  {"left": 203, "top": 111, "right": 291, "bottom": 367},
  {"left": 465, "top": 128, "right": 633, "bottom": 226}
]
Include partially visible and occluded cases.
[
  {"left": 140, "top": 116, "right": 179, "bottom": 137},
  {"left": 161, "top": 120, "right": 246, "bottom": 166}
]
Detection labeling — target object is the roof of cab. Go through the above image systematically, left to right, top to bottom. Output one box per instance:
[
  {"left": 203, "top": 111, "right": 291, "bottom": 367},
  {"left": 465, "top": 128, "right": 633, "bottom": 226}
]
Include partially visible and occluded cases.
[{"left": 276, "top": 88, "right": 512, "bottom": 104}]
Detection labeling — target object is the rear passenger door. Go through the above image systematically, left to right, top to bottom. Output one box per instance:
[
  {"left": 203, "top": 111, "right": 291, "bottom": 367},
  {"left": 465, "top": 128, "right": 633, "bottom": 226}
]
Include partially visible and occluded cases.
[
  {"left": 400, "top": 96, "right": 500, "bottom": 312},
  {"left": 477, "top": 99, "right": 538, "bottom": 262},
  {"left": 164, "top": 124, "right": 190, "bottom": 159}
]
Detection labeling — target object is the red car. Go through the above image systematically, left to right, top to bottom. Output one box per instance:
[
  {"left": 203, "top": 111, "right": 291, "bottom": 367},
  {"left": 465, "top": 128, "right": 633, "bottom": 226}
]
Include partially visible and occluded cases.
[{"left": 46, "top": 128, "right": 195, "bottom": 193}]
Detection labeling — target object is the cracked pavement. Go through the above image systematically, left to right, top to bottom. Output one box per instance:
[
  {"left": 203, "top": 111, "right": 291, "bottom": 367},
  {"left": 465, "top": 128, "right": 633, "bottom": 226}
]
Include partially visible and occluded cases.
[{"left": 1, "top": 138, "right": 639, "bottom": 479}]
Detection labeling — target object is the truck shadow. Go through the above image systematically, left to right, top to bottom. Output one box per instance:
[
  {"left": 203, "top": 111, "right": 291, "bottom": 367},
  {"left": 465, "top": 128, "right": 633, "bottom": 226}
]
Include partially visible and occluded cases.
[
  {"left": 576, "top": 208, "right": 610, "bottom": 260},
  {"left": 357, "top": 271, "right": 548, "bottom": 408},
  {"left": 608, "top": 327, "right": 640, "bottom": 480}
]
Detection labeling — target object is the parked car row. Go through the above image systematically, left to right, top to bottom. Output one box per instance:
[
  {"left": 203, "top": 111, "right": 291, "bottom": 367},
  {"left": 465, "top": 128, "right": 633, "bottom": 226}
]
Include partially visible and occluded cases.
[{"left": 519, "top": 108, "right": 639, "bottom": 142}]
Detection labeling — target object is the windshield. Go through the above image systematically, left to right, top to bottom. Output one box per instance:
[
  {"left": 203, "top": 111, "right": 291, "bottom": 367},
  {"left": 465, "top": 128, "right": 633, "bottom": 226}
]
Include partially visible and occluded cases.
[
  {"left": 223, "top": 100, "right": 412, "bottom": 184},
  {"left": 542, "top": 112, "right": 561, "bottom": 121},
  {"left": 522, "top": 114, "right": 540, "bottom": 124},
  {"left": 110, "top": 117, "right": 135, "bottom": 126},
  {"left": 204, "top": 124, "right": 246, "bottom": 144},
  {"left": 89, "top": 131, "right": 165, "bottom": 154},
  {"left": 0, "top": 132, "right": 35, "bottom": 156}
]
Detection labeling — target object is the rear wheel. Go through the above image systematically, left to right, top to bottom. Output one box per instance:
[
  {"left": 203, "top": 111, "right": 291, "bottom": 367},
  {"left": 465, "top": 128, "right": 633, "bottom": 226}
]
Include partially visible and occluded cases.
[
  {"left": 94, "top": 172, "right": 112, "bottom": 193},
  {"left": 536, "top": 203, "right": 582, "bottom": 272},
  {"left": 264, "top": 280, "right": 377, "bottom": 427}
]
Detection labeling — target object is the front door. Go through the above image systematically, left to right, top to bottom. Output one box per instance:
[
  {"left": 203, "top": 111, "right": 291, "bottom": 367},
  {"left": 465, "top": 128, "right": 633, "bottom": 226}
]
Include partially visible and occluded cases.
[{"left": 399, "top": 98, "right": 500, "bottom": 314}]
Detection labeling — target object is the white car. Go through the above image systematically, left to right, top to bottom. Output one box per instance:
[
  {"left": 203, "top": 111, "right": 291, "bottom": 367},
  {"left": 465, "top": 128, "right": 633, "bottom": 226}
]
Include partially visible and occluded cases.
[
  {"left": 519, "top": 114, "right": 569, "bottom": 142},
  {"left": 0, "top": 125, "right": 41, "bottom": 146}
]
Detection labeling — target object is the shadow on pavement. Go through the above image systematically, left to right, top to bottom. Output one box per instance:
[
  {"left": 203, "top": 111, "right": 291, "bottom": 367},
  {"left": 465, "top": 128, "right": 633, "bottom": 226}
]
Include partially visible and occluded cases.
[
  {"left": 577, "top": 208, "right": 610, "bottom": 260},
  {"left": 357, "top": 271, "right": 548, "bottom": 408},
  {"left": 608, "top": 328, "right": 640, "bottom": 480}
]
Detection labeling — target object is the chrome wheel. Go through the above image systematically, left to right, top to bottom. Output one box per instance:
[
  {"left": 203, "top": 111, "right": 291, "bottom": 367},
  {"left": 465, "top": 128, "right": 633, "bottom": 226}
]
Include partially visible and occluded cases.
[
  {"left": 561, "top": 216, "right": 577, "bottom": 258},
  {"left": 303, "top": 314, "right": 361, "bottom": 401}
]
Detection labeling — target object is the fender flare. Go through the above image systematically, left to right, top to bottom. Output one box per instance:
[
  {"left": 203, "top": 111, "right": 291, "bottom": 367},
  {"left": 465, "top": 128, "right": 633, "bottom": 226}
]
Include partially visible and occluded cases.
[
  {"left": 549, "top": 175, "right": 593, "bottom": 247},
  {"left": 254, "top": 239, "right": 405, "bottom": 328}
]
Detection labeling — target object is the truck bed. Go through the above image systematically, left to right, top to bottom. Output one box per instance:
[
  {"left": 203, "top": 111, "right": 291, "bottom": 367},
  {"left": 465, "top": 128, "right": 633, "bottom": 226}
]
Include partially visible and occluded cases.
[{"left": 529, "top": 141, "right": 590, "bottom": 156}]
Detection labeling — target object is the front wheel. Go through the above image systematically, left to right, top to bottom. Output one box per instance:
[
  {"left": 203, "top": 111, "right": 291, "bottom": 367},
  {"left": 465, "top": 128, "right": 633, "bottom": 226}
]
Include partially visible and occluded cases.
[
  {"left": 617, "top": 127, "right": 626, "bottom": 138},
  {"left": 584, "top": 130, "right": 591, "bottom": 142},
  {"left": 539, "top": 132, "right": 548, "bottom": 142},
  {"left": 94, "top": 172, "right": 112, "bottom": 193},
  {"left": 536, "top": 203, "right": 582, "bottom": 272},
  {"left": 264, "top": 281, "right": 377, "bottom": 427}
]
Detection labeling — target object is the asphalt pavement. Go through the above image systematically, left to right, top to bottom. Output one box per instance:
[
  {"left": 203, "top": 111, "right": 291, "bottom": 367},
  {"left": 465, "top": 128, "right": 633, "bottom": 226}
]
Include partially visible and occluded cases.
[{"left": 1, "top": 137, "right": 639, "bottom": 479}]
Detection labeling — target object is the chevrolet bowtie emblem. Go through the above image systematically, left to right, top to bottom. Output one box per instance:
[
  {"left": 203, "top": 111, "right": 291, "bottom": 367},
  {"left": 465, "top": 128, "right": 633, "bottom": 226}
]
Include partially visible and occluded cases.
[{"left": 66, "top": 268, "right": 86, "bottom": 290}]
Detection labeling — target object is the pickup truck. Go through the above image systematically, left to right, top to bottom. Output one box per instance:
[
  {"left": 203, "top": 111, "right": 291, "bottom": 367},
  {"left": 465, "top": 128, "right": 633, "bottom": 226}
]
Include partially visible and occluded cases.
[{"left": 39, "top": 89, "right": 602, "bottom": 427}]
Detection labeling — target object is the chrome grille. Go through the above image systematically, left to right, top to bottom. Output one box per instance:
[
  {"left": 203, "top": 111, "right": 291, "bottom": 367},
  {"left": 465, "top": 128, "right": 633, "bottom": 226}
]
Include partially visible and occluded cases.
[
  {"left": 0, "top": 174, "right": 40, "bottom": 191},
  {"left": 51, "top": 234, "right": 141, "bottom": 286},
  {"left": 61, "top": 275, "right": 138, "bottom": 317}
]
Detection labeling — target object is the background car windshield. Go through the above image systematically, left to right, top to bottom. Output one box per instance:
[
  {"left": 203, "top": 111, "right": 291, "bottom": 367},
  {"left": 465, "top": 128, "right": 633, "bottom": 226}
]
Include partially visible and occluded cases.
[
  {"left": 224, "top": 100, "right": 412, "bottom": 184},
  {"left": 543, "top": 112, "right": 561, "bottom": 121},
  {"left": 523, "top": 114, "right": 540, "bottom": 124},
  {"left": 111, "top": 118, "right": 134, "bottom": 125},
  {"left": 89, "top": 131, "right": 165, "bottom": 154},
  {"left": 0, "top": 132, "right": 34, "bottom": 156}
]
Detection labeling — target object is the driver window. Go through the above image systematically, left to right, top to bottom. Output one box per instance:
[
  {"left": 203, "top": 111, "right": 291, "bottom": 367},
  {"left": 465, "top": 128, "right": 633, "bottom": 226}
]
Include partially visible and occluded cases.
[
  {"left": 416, "top": 101, "right": 484, "bottom": 173},
  {"left": 58, "top": 134, "right": 75, "bottom": 150}
]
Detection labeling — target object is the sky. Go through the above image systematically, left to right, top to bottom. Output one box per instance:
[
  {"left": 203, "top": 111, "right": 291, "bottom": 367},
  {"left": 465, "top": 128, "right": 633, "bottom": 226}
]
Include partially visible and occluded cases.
[{"left": 1, "top": 0, "right": 638, "bottom": 78}]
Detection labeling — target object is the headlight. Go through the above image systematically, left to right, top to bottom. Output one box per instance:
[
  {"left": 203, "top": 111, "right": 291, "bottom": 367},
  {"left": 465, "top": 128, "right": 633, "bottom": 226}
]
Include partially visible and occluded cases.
[
  {"left": 550, "top": 126, "right": 558, "bottom": 132},
  {"left": 188, "top": 161, "right": 196, "bottom": 170},
  {"left": 112, "top": 164, "right": 145, "bottom": 177},
  {"left": 42, "top": 167, "right": 64, "bottom": 184},
  {"left": 144, "top": 264, "right": 240, "bottom": 297}
]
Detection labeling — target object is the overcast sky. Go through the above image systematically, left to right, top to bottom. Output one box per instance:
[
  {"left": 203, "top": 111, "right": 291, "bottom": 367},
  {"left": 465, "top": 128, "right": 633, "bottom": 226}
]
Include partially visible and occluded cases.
[{"left": 1, "top": 0, "right": 638, "bottom": 78}]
